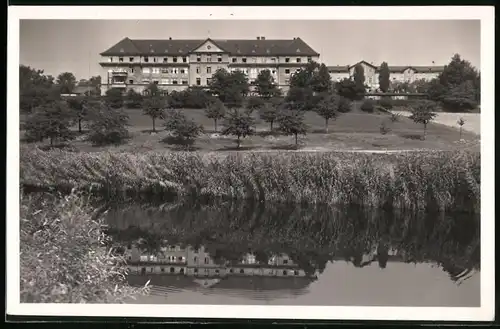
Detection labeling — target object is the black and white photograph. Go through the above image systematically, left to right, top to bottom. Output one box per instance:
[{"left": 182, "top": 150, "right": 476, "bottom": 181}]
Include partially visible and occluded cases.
[{"left": 7, "top": 6, "right": 495, "bottom": 321}]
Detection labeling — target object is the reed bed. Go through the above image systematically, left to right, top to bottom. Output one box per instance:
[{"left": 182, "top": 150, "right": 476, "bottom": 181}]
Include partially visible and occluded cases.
[{"left": 20, "top": 147, "right": 480, "bottom": 213}]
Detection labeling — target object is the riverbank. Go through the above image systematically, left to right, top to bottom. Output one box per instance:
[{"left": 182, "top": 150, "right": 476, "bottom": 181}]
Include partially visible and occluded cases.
[{"left": 20, "top": 147, "right": 480, "bottom": 213}]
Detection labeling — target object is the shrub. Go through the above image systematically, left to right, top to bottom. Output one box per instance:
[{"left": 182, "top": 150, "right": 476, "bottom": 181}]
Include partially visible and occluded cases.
[
  {"left": 104, "top": 88, "right": 124, "bottom": 109},
  {"left": 125, "top": 89, "right": 143, "bottom": 109},
  {"left": 378, "top": 97, "right": 393, "bottom": 110},
  {"left": 360, "top": 99, "right": 375, "bottom": 113},
  {"left": 23, "top": 101, "right": 74, "bottom": 145},
  {"left": 87, "top": 104, "right": 130, "bottom": 146},
  {"left": 164, "top": 110, "right": 204, "bottom": 147},
  {"left": 20, "top": 192, "right": 149, "bottom": 303}
]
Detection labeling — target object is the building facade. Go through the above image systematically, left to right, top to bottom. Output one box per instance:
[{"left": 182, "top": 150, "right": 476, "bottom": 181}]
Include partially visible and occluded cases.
[
  {"left": 99, "top": 37, "right": 320, "bottom": 96},
  {"left": 328, "top": 60, "right": 445, "bottom": 92}
]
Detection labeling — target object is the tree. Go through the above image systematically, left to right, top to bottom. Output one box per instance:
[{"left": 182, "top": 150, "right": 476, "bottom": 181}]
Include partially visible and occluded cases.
[
  {"left": 439, "top": 54, "right": 479, "bottom": 88},
  {"left": 289, "top": 61, "right": 320, "bottom": 89},
  {"left": 378, "top": 62, "right": 390, "bottom": 93},
  {"left": 311, "top": 64, "right": 332, "bottom": 94},
  {"left": 353, "top": 64, "right": 366, "bottom": 97},
  {"left": 19, "top": 65, "right": 60, "bottom": 113},
  {"left": 208, "top": 69, "right": 249, "bottom": 109},
  {"left": 253, "top": 69, "right": 281, "bottom": 99},
  {"left": 56, "top": 72, "right": 77, "bottom": 95},
  {"left": 88, "top": 76, "right": 102, "bottom": 96},
  {"left": 335, "top": 78, "right": 365, "bottom": 101},
  {"left": 440, "top": 80, "right": 478, "bottom": 112},
  {"left": 144, "top": 83, "right": 162, "bottom": 97},
  {"left": 285, "top": 86, "right": 314, "bottom": 111},
  {"left": 104, "top": 88, "right": 124, "bottom": 109},
  {"left": 125, "top": 89, "right": 143, "bottom": 109},
  {"left": 315, "top": 93, "right": 341, "bottom": 133},
  {"left": 66, "top": 96, "right": 89, "bottom": 133},
  {"left": 245, "top": 96, "right": 266, "bottom": 110},
  {"left": 142, "top": 97, "right": 166, "bottom": 132},
  {"left": 205, "top": 99, "right": 226, "bottom": 132},
  {"left": 24, "top": 101, "right": 73, "bottom": 145},
  {"left": 409, "top": 101, "right": 438, "bottom": 140},
  {"left": 259, "top": 102, "right": 280, "bottom": 131},
  {"left": 87, "top": 103, "right": 130, "bottom": 146},
  {"left": 221, "top": 109, "right": 256, "bottom": 149},
  {"left": 164, "top": 110, "right": 204, "bottom": 147},
  {"left": 277, "top": 110, "right": 308, "bottom": 146},
  {"left": 457, "top": 117, "right": 465, "bottom": 140}
]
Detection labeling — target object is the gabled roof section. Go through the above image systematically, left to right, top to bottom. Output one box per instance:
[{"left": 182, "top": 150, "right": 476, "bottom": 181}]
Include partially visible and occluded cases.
[
  {"left": 100, "top": 37, "right": 140, "bottom": 56},
  {"left": 100, "top": 37, "right": 320, "bottom": 57},
  {"left": 191, "top": 38, "right": 228, "bottom": 53},
  {"left": 349, "top": 60, "right": 378, "bottom": 69}
]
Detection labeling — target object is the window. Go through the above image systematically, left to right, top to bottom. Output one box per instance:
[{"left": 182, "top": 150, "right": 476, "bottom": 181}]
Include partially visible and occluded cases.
[
  {"left": 197, "top": 55, "right": 201, "bottom": 62},
  {"left": 207, "top": 55, "right": 212, "bottom": 62},
  {"left": 307, "top": 56, "right": 312, "bottom": 62},
  {"left": 108, "top": 57, "right": 113, "bottom": 62},
  {"left": 119, "top": 57, "right": 124, "bottom": 62},
  {"left": 129, "top": 57, "right": 134, "bottom": 62},
  {"left": 144, "top": 57, "right": 149, "bottom": 63},
  {"left": 153, "top": 57, "right": 158, "bottom": 63},
  {"left": 163, "top": 57, "right": 168, "bottom": 63},
  {"left": 173, "top": 57, "right": 178, "bottom": 63},
  {"left": 182, "top": 57, "right": 187, "bottom": 63},
  {"left": 252, "top": 57, "right": 257, "bottom": 63},
  {"left": 285, "top": 57, "right": 290, "bottom": 63},
  {"left": 232, "top": 58, "right": 237, "bottom": 63},
  {"left": 242, "top": 58, "right": 247, "bottom": 63},
  {"left": 271, "top": 58, "right": 276, "bottom": 62},
  {"left": 296, "top": 58, "right": 301, "bottom": 63},
  {"left": 196, "top": 67, "right": 201, "bottom": 74},
  {"left": 207, "top": 67, "right": 212, "bottom": 74},
  {"left": 129, "top": 68, "right": 134, "bottom": 73},
  {"left": 142, "top": 68, "right": 151, "bottom": 74},
  {"left": 152, "top": 68, "right": 160, "bottom": 74},
  {"left": 161, "top": 68, "right": 169, "bottom": 73},
  {"left": 173, "top": 68, "right": 178, "bottom": 74},
  {"left": 180, "top": 69, "right": 185, "bottom": 74},
  {"left": 271, "top": 69, "right": 276, "bottom": 74},
  {"left": 285, "top": 69, "right": 290, "bottom": 74},
  {"left": 196, "top": 78, "right": 201, "bottom": 86},
  {"left": 129, "top": 79, "right": 134, "bottom": 84},
  {"left": 142, "top": 79, "right": 151, "bottom": 84},
  {"left": 160, "top": 79, "right": 168, "bottom": 84},
  {"left": 153, "top": 80, "right": 159, "bottom": 84},
  {"left": 172, "top": 80, "right": 178, "bottom": 85},
  {"left": 182, "top": 80, "right": 188, "bottom": 85},
  {"left": 127, "top": 244, "right": 132, "bottom": 250},
  {"left": 128, "top": 256, "right": 131, "bottom": 260},
  {"left": 178, "top": 256, "right": 183, "bottom": 261},
  {"left": 194, "top": 256, "right": 198, "bottom": 262},
  {"left": 204, "top": 257, "right": 209, "bottom": 264},
  {"left": 283, "top": 259, "right": 289, "bottom": 265},
  {"left": 161, "top": 267, "right": 165, "bottom": 272},
  {"left": 170, "top": 267, "right": 175, "bottom": 273},
  {"left": 150, "top": 268, "right": 153, "bottom": 273},
  {"left": 180, "top": 268, "right": 184, "bottom": 274},
  {"left": 194, "top": 268, "right": 198, "bottom": 273},
  {"left": 215, "top": 269, "right": 219, "bottom": 274},
  {"left": 229, "top": 269, "right": 234, "bottom": 273},
  {"left": 239, "top": 269, "right": 244, "bottom": 274},
  {"left": 283, "top": 270, "right": 287, "bottom": 275},
  {"left": 294, "top": 270, "right": 299, "bottom": 275}
]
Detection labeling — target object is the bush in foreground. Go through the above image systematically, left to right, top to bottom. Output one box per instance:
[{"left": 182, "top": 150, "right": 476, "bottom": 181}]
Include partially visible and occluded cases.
[
  {"left": 20, "top": 149, "right": 480, "bottom": 213},
  {"left": 20, "top": 192, "right": 149, "bottom": 303}
]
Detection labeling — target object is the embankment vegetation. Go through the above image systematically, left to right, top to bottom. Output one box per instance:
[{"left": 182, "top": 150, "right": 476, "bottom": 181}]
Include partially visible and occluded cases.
[{"left": 20, "top": 148, "right": 480, "bottom": 213}]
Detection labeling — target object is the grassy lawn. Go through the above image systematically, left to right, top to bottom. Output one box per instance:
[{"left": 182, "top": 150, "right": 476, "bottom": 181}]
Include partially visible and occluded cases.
[{"left": 20, "top": 107, "right": 480, "bottom": 153}]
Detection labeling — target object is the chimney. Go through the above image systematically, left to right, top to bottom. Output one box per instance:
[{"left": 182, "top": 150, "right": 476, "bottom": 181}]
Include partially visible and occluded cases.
[
  {"left": 256, "top": 36, "right": 260, "bottom": 40},
  {"left": 261, "top": 36, "right": 265, "bottom": 40},
  {"left": 169, "top": 37, "right": 172, "bottom": 40}
]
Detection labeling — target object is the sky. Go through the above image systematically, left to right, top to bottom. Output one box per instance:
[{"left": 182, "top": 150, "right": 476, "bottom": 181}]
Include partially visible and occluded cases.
[{"left": 19, "top": 19, "right": 480, "bottom": 81}]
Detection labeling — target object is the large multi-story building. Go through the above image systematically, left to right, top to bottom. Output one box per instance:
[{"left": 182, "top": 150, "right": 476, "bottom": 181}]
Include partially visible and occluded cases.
[
  {"left": 99, "top": 37, "right": 320, "bottom": 96},
  {"left": 328, "top": 60, "right": 445, "bottom": 91}
]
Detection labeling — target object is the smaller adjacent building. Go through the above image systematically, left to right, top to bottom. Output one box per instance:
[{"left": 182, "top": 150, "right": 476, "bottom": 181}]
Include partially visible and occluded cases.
[{"left": 327, "top": 60, "right": 445, "bottom": 91}]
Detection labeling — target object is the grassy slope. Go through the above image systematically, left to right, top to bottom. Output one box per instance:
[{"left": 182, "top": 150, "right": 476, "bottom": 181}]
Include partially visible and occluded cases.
[{"left": 21, "top": 108, "right": 479, "bottom": 153}]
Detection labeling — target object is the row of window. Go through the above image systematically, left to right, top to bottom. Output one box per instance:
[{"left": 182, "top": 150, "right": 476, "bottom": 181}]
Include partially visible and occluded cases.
[
  {"left": 109, "top": 56, "right": 313, "bottom": 64},
  {"left": 143, "top": 68, "right": 188, "bottom": 74}
]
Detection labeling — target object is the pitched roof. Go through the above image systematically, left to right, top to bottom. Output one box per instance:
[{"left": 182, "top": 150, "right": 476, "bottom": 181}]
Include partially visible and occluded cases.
[
  {"left": 100, "top": 37, "right": 320, "bottom": 56},
  {"left": 327, "top": 62, "right": 445, "bottom": 74}
]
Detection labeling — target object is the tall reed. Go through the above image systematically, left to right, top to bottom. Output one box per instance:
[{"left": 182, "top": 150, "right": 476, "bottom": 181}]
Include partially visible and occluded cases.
[{"left": 20, "top": 147, "right": 480, "bottom": 212}]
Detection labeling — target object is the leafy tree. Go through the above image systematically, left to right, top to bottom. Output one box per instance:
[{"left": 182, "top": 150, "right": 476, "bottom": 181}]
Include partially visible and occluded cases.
[
  {"left": 439, "top": 54, "right": 479, "bottom": 88},
  {"left": 289, "top": 61, "right": 320, "bottom": 89},
  {"left": 378, "top": 62, "right": 390, "bottom": 93},
  {"left": 311, "top": 64, "right": 332, "bottom": 94},
  {"left": 353, "top": 64, "right": 366, "bottom": 98},
  {"left": 19, "top": 65, "right": 60, "bottom": 113},
  {"left": 209, "top": 69, "right": 249, "bottom": 109},
  {"left": 253, "top": 69, "right": 281, "bottom": 99},
  {"left": 56, "top": 72, "right": 77, "bottom": 95},
  {"left": 89, "top": 76, "right": 102, "bottom": 96},
  {"left": 335, "top": 78, "right": 365, "bottom": 101},
  {"left": 440, "top": 80, "right": 478, "bottom": 112},
  {"left": 144, "top": 83, "right": 162, "bottom": 97},
  {"left": 285, "top": 86, "right": 315, "bottom": 111},
  {"left": 182, "top": 87, "right": 213, "bottom": 109},
  {"left": 104, "top": 88, "right": 124, "bottom": 109},
  {"left": 125, "top": 89, "right": 143, "bottom": 109},
  {"left": 315, "top": 93, "right": 341, "bottom": 133},
  {"left": 66, "top": 96, "right": 89, "bottom": 133},
  {"left": 245, "top": 96, "right": 266, "bottom": 110},
  {"left": 337, "top": 96, "right": 352, "bottom": 113},
  {"left": 142, "top": 97, "right": 166, "bottom": 132},
  {"left": 205, "top": 99, "right": 226, "bottom": 132},
  {"left": 360, "top": 99, "right": 375, "bottom": 113},
  {"left": 24, "top": 101, "right": 74, "bottom": 145},
  {"left": 409, "top": 101, "right": 438, "bottom": 140},
  {"left": 258, "top": 102, "right": 280, "bottom": 131},
  {"left": 87, "top": 104, "right": 130, "bottom": 146},
  {"left": 221, "top": 109, "right": 256, "bottom": 149},
  {"left": 164, "top": 110, "right": 204, "bottom": 147},
  {"left": 277, "top": 110, "right": 308, "bottom": 146},
  {"left": 457, "top": 117, "right": 465, "bottom": 140}
]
